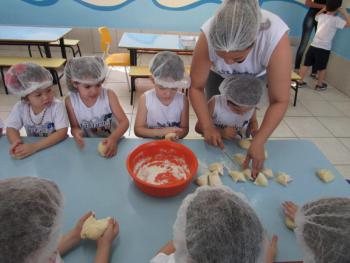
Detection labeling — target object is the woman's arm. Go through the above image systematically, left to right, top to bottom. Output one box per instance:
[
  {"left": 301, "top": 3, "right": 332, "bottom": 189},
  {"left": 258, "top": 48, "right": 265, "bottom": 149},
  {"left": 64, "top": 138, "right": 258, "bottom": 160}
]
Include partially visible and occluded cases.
[
  {"left": 305, "top": 0, "right": 325, "bottom": 9},
  {"left": 189, "top": 33, "right": 224, "bottom": 148},
  {"left": 178, "top": 95, "right": 189, "bottom": 139}
]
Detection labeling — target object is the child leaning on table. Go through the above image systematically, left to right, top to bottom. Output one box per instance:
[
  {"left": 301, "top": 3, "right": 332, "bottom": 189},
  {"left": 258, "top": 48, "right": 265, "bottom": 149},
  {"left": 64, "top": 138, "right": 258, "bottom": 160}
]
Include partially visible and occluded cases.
[
  {"left": 134, "top": 51, "right": 189, "bottom": 140},
  {"left": 64, "top": 56, "right": 129, "bottom": 158},
  {"left": 5, "top": 63, "right": 68, "bottom": 159},
  {"left": 195, "top": 74, "right": 263, "bottom": 140},
  {"left": 0, "top": 176, "right": 119, "bottom": 263},
  {"left": 151, "top": 186, "right": 278, "bottom": 263},
  {"left": 283, "top": 198, "right": 350, "bottom": 263}
]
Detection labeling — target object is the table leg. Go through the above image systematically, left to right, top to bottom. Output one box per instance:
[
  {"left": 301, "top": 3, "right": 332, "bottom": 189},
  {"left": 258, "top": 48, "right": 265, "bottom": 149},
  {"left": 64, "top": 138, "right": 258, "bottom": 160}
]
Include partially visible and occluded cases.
[
  {"left": 59, "top": 37, "right": 67, "bottom": 58},
  {"left": 43, "top": 43, "right": 52, "bottom": 58},
  {"left": 130, "top": 49, "right": 137, "bottom": 66}
]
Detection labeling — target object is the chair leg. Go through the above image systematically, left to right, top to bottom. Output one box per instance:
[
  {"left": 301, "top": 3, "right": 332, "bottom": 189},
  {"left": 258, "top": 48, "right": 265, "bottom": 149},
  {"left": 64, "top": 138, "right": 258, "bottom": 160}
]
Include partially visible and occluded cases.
[
  {"left": 77, "top": 44, "right": 82, "bottom": 56},
  {"left": 28, "top": 45, "right": 33, "bottom": 57},
  {"left": 37, "top": 45, "right": 44, "bottom": 58},
  {"left": 68, "top": 46, "right": 75, "bottom": 57},
  {"left": 124, "top": 66, "right": 130, "bottom": 91},
  {"left": 0, "top": 67, "right": 8, "bottom": 94},
  {"left": 50, "top": 69, "right": 63, "bottom": 96},
  {"left": 130, "top": 76, "right": 136, "bottom": 105},
  {"left": 293, "top": 83, "right": 299, "bottom": 107}
]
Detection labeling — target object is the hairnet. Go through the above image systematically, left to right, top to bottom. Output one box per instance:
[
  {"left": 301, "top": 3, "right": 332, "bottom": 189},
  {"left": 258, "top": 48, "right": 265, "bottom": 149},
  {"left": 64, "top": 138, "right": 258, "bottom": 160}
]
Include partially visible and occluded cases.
[
  {"left": 209, "top": 0, "right": 262, "bottom": 52},
  {"left": 150, "top": 51, "right": 190, "bottom": 89},
  {"left": 65, "top": 56, "right": 107, "bottom": 92},
  {"left": 5, "top": 63, "right": 53, "bottom": 97},
  {"left": 219, "top": 74, "right": 264, "bottom": 107},
  {"left": 0, "top": 177, "right": 64, "bottom": 263},
  {"left": 173, "top": 186, "right": 268, "bottom": 263},
  {"left": 294, "top": 197, "right": 350, "bottom": 263}
]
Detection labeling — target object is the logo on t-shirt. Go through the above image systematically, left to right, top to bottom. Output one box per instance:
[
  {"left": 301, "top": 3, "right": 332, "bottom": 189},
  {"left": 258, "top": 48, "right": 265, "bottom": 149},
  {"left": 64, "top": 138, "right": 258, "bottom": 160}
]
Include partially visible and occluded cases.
[{"left": 26, "top": 122, "right": 55, "bottom": 137}]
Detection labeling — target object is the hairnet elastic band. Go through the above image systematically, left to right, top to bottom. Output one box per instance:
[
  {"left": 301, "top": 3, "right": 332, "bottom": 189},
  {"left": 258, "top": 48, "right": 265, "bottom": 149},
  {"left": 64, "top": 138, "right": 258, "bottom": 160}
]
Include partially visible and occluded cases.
[{"left": 154, "top": 77, "right": 191, "bottom": 89}]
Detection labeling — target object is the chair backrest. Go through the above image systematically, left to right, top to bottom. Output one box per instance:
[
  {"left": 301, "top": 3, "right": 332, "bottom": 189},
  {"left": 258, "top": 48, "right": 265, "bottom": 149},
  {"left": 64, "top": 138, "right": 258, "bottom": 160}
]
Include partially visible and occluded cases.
[{"left": 98, "top": 27, "right": 112, "bottom": 55}]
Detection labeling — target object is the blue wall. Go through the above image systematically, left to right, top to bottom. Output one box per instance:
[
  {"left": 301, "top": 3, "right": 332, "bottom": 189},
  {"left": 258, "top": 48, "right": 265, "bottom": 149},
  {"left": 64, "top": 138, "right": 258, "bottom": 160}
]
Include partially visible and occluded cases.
[{"left": 0, "top": 0, "right": 349, "bottom": 59}]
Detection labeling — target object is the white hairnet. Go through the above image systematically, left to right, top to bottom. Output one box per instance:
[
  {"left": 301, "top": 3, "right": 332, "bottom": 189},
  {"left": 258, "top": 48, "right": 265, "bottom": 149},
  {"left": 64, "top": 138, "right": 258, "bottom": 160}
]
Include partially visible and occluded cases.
[
  {"left": 209, "top": 0, "right": 262, "bottom": 52},
  {"left": 150, "top": 51, "right": 190, "bottom": 89},
  {"left": 65, "top": 56, "right": 107, "bottom": 92},
  {"left": 5, "top": 63, "right": 53, "bottom": 97},
  {"left": 219, "top": 74, "right": 264, "bottom": 107},
  {"left": 0, "top": 177, "right": 64, "bottom": 263},
  {"left": 173, "top": 186, "right": 268, "bottom": 263},
  {"left": 295, "top": 197, "right": 350, "bottom": 263}
]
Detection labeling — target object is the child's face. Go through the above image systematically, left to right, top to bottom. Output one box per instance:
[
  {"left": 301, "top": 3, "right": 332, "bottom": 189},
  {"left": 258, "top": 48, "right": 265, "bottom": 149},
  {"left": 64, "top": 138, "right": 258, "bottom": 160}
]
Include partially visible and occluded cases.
[
  {"left": 216, "top": 47, "right": 252, "bottom": 65},
  {"left": 74, "top": 82, "right": 103, "bottom": 102},
  {"left": 155, "top": 84, "right": 178, "bottom": 104},
  {"left": 26, "top": 87, "right": 54, "bottom": 110},
  {"left": 227, "top": 100, "right": 253, "bottom": 115}
]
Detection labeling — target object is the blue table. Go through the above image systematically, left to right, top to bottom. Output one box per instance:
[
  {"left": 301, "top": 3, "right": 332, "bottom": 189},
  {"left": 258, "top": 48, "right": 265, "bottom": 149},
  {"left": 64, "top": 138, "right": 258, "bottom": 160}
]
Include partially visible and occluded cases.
[
  {"left": 0, "top": 25, "right": 72, "bottom": 58},
  {"left": 118, "top": 32, "right": 197, "bottom": 65},
  {"left": 0, "top": 138, "right": 348, "bottom": 262}
]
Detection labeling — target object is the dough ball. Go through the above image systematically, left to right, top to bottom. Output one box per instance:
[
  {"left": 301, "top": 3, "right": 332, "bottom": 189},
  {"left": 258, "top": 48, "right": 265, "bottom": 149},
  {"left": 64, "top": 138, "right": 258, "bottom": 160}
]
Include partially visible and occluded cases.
[
  {"left": 165, "top": 132, "right": 178, "bottom": 141},
  {"left": 238, "top": 139, "right": 251, "bottom": 150},
  {"left": 98, "top": 141, "right": 107, "bottom": 157},
  {"left": 233, "top": 153, "right": 246, "bottom": 167},
  {"left": 209, "top": 162, "right": 224, "bottom": 176},
  {"left": 262, "top": 168, "right": 274, "bottom": 179},
  {"left": 242, "top": 169, "right": 253, "bottom": 181},
  {"left": 316, "top": 169, "right": 335, "bottom": 183},
  {"left": 229, "top": 170, "right": 246, "bottom": 183},
  {"left": 208, "top": 171, "right": 223, "bottom": 186},
  {"left": 275, "top": 172, "right": 292, "bottom": 186},
  {"left": 254, "top": 173, "right": 268, "bottom": 187},
  {"left": 195, "top": 174, "right": 209, "bottom": 186},
  {"left": 81, "top": 215, "right": 111, "bottom": 240},
  {"left": 285, "top": 216, "right": 296, "bottom": 230}
]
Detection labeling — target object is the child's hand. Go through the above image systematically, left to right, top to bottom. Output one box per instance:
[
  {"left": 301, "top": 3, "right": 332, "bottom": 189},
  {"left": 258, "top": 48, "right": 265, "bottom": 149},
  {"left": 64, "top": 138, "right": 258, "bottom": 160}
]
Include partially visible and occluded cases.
[
  {"left": 159, "top": 127, "right": 182, "bottom": 138},
  {"left": 222, "top": 127, "right": 236, "bottom": 140},
  {"left": 72, "top": 128, "right": 85, "bottom": 149},
  {"left": 101, "top": 137, "right": 118, "bottom": 158},
  {"left": 9, "top": 140, "right": 22, "bottom": 157},
  {"left": 12, "top": 143, "right": 37, "bottom": 159},
  {"left": 282, "top": 201, "right": 299, "bottom": 221},
  {"left": 71, "top": 211, "right": 94, "bottom": 242},
  {"left": 97, "top": 218, "right": 119, "bottom": 248},
  {"left": 266, "top": 235, "right": 278, "bottom": 263}
]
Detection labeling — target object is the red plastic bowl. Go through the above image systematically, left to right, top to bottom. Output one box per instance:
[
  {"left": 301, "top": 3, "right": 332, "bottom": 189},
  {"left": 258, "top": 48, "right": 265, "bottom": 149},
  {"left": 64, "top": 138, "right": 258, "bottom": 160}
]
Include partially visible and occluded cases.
[{"left": 126, "top": 140, "right": 198, "bottom": 197}]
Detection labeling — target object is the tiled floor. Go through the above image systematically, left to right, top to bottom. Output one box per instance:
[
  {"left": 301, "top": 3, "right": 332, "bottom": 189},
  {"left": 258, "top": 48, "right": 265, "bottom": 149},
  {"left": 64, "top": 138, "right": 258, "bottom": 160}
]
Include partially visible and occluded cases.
[{"left": 0, "top": 52, "right": 349, "bottom": 180}]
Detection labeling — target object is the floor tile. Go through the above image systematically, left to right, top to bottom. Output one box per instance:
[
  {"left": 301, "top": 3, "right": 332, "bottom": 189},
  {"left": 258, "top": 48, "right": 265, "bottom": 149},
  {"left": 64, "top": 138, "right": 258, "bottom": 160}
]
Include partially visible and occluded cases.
[
  {"left": 106, "top": 67, "right": 130, "bottom": 83},
  {"left": 105, "top": 82, "right": 131, "bottom": 98},
  {"left": 298, "top": 87, "right": 326, "bottom": 101},
  {"left": 319, "top": 87, "right": 350, "bottom": 102},
  {"left": 118, "top": 96, "right": 134, "bottom": 114},
  {"left": 285, "top": 100, "right": 313, "bottom": 117},
  {"left": 302, "top": 100, "right": 344, "bottom": 117},
  {"left": 330, "top": 101, "right": 350, "bottom": 118},
  {"left": 284, "top": 117, "right": 333, "bottom": 137},
  {"left": 317, "top": 117, "right": 350, "bottom": 137},
  {"left": 270, "top": 120, "right": 296, "bottom": 138},
  {"left": 304, "top": 137, "right": 350, "bottom": 165},
  {"left": 339, "top": 138, "right": 350, "bottom": 151}
]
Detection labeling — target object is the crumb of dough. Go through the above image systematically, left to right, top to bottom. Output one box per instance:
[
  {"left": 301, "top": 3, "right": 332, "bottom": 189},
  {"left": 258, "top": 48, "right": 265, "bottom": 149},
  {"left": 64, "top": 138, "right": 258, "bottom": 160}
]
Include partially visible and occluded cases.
[
  {"left": 165, "top": 132, "right": 178, "bottom": 141},
  {"left": 238, "top": 139, "right": 251, "bottom": 150},
  {"left": 98, "top": 141, "right": 107, "bottom": 157},
  {"left": 233, "top": 153, "right": 245, "bottom": 166},
  {"left": 209, "top": 162, "right": 224, "bottom": 176},
  {"left": 262, "top": 168, "right": 274, "bottom": 179},
  {"left": 242, "top": 169, "right": 253, "bottom": 181},
  {"left": 316, "top": 169, "right": 335, "bottom": 183},
  {"left": 229, "top": 170, "right": 246, "bottom": 182},
  {"left": 208, "top": 171, "right": 223, "bottom": 186},
  {"left": 275, "top": 172, "right": 293, "bottom": 186},
  {"left": 254, "top": 173, "right": 268, "bottom": 187},
  {"left": 195, "top": 174, "right": 209, "bottom": 186},
  {"left": 81, "top": 215, "right": 111, "bottom": 240},
  {"left": 285, "top": 217, "right": 296, "bottom": 230}
]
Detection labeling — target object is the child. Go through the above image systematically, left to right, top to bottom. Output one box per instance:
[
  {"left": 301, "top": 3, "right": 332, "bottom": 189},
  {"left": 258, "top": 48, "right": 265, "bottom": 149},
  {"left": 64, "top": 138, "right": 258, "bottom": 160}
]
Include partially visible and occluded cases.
[
  {"left": 297, "top": 0, "right": 350, "bottom": 91},
  {"left": 134, "top": 51, "right": 189, "bottom": 140},
  {"left": 64, "top": 56, "right": 129, "bottom": 158},
  {"left": 5, "top": 63, "right": 68, "bottom": 159},
  {"left": 195, "top": 74, "right": 263, "bottom": 140},
  {"left": 0, "top": 176, "right": 119, "bottom": 263},
  {"left": 151, "top": 186, "right": 278, "bottom": 263},
  {"left": 283, "top": 198, "right": 350, "bottom": 262}
]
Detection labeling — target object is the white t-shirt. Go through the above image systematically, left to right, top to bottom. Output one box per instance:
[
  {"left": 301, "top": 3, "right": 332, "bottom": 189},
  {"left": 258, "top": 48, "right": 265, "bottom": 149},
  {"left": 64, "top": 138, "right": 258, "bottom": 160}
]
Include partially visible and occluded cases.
[
  {"left": 201, "top": 9, "right": 289, "bottom": 78},
  {"left": 311, "top": 13, "right": 346, "bottom": 50},
  {"left": 69, "top": 88, "right": 118, "bottom": 137},
  {"left": 145, "top": 89, "right": 185, "bottom": 129},
  {"left": 212, "top": 95, "right": 255, "bottom": 139},
  {"left": 7, "top": 99, "right": 68, "bottom": 137},
  {"left": 150, "top": 253, "right": 175, "bottom": 263}
]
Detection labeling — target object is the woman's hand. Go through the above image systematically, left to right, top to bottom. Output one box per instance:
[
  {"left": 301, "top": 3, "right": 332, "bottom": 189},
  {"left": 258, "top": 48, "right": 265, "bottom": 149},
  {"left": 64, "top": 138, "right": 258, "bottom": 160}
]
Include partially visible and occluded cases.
[
  {"left": 203, "top": 126, "right": 224, "bottom": 149},
  {"left": 243, "top": 139, "right": 265, "bottom": 178}
]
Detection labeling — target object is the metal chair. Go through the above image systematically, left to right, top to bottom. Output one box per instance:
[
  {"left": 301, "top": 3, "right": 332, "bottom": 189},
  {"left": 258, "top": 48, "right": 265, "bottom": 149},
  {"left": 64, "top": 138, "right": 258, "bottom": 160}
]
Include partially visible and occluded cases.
[{"left": 98, "top": 27, "right": 130, "bottom": 88}]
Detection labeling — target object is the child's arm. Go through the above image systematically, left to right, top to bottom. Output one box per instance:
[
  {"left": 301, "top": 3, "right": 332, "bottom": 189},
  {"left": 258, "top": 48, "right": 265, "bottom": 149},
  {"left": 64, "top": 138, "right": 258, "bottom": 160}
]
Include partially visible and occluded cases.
[
  {"left": 305, "top": 0, "right": 325, "bottom": 9},
  {"left": 315, "top": 7, "right": 326, "bottom": 17},
  {"left": 338, "top": 7, "right": 350, "bottom": 27},
  {"left": 101, "top": 90, "right": 129, "bottom": 158},
  {"left": 134, "top": 94, "right": 181, "bottom": 138},
  {"left": 65, "top": 96, "right": 85, "bottom": 149},
  {"left": 177, "top": 96, "right": 189, "bottom": 139},
  {"left": 248, "top": 110, "right": 259, "bottom": 137},
  {"left": 6, "top": 127, "right": 22, "bottom": 155},
  {"left": 0, "top": 128, "right": 2, "bottom": 137},
  {"left": 94, "top": 218, "right": 119, "bottom": 263},
  {"left": 265, "top": 235, "right": 278, "bottom": 263},
  {"left": 156, "top": 240, "right": 176, "bottom": 255}
]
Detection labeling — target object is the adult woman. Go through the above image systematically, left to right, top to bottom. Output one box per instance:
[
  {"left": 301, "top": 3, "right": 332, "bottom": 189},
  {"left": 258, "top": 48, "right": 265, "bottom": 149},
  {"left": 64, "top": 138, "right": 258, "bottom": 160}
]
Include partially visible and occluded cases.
[
  {"left": 189, "top": 0, "right": 291, "bottom": 177},
  {"left": 294, "top": 0, "right": 326, "bottom": 74}
]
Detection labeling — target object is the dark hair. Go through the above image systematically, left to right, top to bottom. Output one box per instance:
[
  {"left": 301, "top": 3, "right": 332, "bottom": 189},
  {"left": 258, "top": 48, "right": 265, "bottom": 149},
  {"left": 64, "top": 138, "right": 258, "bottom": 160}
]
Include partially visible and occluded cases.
[{"left": 326, "top": 0, "right": 342, "bottom": 12}]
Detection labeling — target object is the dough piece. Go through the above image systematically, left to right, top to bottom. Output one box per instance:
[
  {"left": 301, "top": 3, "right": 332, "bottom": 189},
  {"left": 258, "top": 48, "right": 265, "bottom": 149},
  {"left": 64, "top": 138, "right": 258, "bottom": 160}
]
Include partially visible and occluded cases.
[
  {"left": 165, "top": 132, "right": 178, "bottom": 141},
  {"left": 238, "top": 139, "right": 251, "bottom": 150},
  {"left": 98, "top": 141, "right": 107, "bottom": 157},
  {"left": 233, "top": 154, "right": 245, "bottom": 167},
  {"left": 209, "top": 162, "right": 224, "bottom": 176},
  {"left": 262, "top": 168, "right": 274, "bottom": 179},
  {"left": 242, "top": 169, "right": 253, "bottom": 181},
  {"left": 316, "top": 169, "right": 335, "bottom": 183},
  {"left": 229, "top": 170, "right": 246, "bottom": 182},
  {"left": 208, "top": 171, "right": 223, "bottom": 186},
  {"left": 275, "top": 172, "right": 292, "bottom": 186},
  {"left": 254, "top": 173, "right": 268, "bottom": 187},
  {"left": 195, "top": 174, "right": 209, "bottom": 186},
  {"left": 81, "top": 215, "right": 111, "bottom": 240},
  {"left": 285, "top": 217, "right": 296, "bottom": 230}
]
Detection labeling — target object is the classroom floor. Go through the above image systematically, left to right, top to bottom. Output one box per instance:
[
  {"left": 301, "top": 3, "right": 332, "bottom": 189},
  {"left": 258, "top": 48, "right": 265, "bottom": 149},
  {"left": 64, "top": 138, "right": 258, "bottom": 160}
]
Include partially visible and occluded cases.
[{"left": 0, "top": 53, "right": 350, "bottom": 181}]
